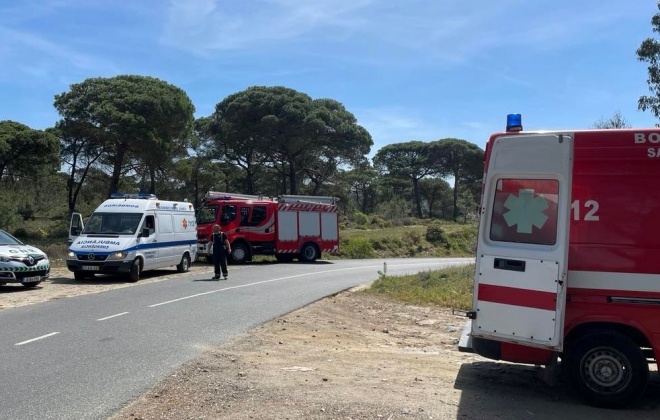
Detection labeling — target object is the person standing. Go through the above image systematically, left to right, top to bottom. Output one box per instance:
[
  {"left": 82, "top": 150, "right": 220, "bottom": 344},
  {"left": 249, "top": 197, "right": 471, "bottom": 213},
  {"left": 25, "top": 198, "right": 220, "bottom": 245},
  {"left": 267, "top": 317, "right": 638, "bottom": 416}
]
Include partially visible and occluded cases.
[{"left": 211, "top": 224, "right": 231, "bottom": 280}]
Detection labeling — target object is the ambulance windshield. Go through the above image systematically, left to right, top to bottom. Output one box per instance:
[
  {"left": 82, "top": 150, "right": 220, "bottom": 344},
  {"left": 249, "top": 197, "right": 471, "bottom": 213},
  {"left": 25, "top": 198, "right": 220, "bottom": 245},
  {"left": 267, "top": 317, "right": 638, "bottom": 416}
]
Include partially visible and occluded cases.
[{"left": 82, "top": 212, "right": 143, "bottom": 235}]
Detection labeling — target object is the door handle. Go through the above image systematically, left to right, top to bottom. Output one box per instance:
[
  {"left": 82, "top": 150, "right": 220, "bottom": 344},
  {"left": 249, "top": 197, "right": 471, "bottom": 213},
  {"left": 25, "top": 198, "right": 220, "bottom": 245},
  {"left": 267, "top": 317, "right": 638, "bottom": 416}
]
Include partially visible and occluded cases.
[{"left": 493, "top": 258, "right": 526, "bottom": 272}]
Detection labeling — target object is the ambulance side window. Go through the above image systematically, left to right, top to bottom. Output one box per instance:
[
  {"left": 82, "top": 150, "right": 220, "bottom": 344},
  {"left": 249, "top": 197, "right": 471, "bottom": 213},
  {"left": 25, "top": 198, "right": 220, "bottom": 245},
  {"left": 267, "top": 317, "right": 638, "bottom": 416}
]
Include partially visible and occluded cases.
[
  {"left": 489, "top": 178, "right": 559, "bottom": 246},
  {"left": 144, "top": 215, "right": 155, "bottom": 236}
]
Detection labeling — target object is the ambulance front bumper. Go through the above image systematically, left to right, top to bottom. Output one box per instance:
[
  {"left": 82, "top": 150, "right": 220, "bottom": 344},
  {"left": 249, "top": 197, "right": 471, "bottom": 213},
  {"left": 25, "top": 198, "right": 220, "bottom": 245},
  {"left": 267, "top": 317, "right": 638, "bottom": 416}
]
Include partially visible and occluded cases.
[{"left": 67, "top": 260, "right": 134, "bottom": 275}]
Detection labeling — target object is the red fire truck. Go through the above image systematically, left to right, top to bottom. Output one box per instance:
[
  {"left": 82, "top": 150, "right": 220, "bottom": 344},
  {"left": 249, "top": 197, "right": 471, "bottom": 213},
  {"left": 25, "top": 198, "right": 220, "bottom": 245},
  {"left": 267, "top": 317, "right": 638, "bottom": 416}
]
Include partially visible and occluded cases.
[
  {"left": 459, "top": 114, "right": 660, "bottom": 407},
  {"left": 195, "top": 191, "right": 339, "bottom": 264}
]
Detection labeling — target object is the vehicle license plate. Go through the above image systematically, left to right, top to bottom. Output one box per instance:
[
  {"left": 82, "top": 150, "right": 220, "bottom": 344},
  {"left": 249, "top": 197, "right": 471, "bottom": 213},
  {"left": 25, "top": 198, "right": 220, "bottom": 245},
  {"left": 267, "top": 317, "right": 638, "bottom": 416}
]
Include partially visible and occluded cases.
[
  {"left": 82, "top": 265, "right": 99, "bottom": 271},
  {"left": 22, "top": 276, "right": 41, "bottom": 283}
]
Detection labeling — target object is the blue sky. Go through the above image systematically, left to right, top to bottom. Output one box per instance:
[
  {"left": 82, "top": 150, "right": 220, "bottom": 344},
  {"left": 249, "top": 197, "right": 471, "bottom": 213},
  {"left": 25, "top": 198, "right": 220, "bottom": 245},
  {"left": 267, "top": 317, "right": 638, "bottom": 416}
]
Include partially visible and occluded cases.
[{"left": 1, "top": 0, "right": 659, "bottom": 155}]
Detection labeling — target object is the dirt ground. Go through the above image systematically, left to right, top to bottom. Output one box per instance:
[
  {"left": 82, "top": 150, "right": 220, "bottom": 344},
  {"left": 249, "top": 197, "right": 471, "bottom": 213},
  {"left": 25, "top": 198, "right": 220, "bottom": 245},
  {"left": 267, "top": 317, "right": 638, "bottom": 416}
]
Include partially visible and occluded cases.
[{"left": 2, "top": 265, "right": 660, "bottom": 420}]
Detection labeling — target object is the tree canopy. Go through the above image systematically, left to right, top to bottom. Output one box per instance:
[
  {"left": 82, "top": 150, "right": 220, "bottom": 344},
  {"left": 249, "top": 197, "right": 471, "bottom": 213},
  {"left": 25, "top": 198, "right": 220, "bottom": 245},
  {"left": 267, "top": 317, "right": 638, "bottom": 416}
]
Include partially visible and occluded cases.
[
  {"left": 638, "top": 3, "right": 660, "bottom": 122},
  {"left": 54, "top": 75, "right": 195, "bottom": 198},
  {"left": 208, "top": 86, "right": 372, "bottom": 195},
  {"left": 0, "top": 120, "right": 59, "bottom": 181}
]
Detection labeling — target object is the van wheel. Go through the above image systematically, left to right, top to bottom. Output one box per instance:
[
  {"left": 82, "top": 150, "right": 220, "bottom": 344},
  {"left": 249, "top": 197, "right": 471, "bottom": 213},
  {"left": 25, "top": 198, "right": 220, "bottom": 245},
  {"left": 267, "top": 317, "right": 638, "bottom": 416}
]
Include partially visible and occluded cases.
[
  {"left": 299, "top": 243, "right": 319, "bottom": 262},
  {"left": 177, "top": 254, "right": 191, "bottom": 273},
  {"left": 128, "top": 259, "right": 141, "bottom": 283},
  {"left": 74, "top": 272, "right": 87, "bottom": 281},
  {"left": 563, "top": 331, "right": 648, "bottom": 407}
]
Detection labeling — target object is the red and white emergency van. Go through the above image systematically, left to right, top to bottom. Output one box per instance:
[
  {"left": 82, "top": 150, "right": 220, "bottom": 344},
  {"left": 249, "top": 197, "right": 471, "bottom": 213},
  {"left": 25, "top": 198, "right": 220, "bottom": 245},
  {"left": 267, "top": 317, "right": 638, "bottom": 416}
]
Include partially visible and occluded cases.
[
  {"left": 459, "top": 114, "right": 660, "bottom": 407},
  {"left": 195, "top": 191, "right": 339, "bottom": 264}
]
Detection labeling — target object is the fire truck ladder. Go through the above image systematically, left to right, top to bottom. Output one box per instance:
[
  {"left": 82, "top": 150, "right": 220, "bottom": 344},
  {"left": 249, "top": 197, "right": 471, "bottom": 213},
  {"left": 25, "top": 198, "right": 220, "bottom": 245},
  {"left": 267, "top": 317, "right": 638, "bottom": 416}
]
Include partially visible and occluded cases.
[
  {"left": 203, "top": 191, "right": 277, "bottom": 202},
  {"left": 279, "top": 194, "right": 337, "bottom": 205}
]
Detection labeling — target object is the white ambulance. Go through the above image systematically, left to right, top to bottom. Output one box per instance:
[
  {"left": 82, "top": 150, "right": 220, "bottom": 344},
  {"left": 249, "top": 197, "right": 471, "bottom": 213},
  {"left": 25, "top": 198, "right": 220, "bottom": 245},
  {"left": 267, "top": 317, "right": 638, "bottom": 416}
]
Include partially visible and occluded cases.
[{"left": 67, "top": 193, "right": 197, "bottom": 282}]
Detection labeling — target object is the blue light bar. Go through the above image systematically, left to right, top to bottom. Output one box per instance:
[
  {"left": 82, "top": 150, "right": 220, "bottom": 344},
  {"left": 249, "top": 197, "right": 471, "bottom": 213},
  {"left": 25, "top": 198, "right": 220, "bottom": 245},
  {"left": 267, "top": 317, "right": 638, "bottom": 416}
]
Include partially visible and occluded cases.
[
  {"left": 506, "top": 114, "right": 523, "bottom": 132},
  {"left": 110, "top": 192, "right": 158, "bottom": 200}
]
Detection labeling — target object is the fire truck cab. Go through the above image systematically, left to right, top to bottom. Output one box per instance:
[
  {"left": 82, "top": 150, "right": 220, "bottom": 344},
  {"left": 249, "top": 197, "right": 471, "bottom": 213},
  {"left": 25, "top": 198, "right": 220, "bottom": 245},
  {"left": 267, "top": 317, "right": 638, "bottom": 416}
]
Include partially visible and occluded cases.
[
  {"left": 459, "top": 114, "right": 660, "bottom": 407},
  {"left": 196, "top": 192, "right": 339, "bottom": 264}
]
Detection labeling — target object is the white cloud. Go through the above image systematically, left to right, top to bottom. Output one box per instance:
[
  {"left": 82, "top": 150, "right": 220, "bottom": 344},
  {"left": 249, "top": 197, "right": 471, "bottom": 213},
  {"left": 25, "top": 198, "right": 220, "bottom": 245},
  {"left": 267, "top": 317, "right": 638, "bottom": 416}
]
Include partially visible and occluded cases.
[
  {"left": 160, "top": 0, "right": 636, "bottom": 66},
  {"left": 161, "top": 0, "right": 373, "bottom": 53}
]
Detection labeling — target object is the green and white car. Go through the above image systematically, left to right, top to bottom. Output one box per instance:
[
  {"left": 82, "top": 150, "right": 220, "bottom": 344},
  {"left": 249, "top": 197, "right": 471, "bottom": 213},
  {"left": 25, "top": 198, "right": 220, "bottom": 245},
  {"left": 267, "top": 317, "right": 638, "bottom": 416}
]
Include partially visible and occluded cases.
[{"left": 0, "top": 229, "right": 50, "bottom": 288}]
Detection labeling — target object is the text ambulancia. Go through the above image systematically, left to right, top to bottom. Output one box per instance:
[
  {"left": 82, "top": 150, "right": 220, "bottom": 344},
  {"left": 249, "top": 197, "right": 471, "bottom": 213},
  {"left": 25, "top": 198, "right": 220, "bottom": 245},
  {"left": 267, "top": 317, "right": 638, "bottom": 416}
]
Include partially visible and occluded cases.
[{"left": 67, "top": 193, "right": 197, "bottom": 282}]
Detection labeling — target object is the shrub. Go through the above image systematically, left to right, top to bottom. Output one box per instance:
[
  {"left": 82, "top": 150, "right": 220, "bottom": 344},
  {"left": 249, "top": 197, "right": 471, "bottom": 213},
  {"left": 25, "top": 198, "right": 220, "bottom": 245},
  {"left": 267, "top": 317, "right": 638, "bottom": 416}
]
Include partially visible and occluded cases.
[
  {"left": 353, "top": 211, "right": 369, "bottom": 226},
  {"left": 425, "top": 223, "right": 448, "bottom": 244},
  {"left": 340, "top": 238, "right": 376, "bottom": 259}
]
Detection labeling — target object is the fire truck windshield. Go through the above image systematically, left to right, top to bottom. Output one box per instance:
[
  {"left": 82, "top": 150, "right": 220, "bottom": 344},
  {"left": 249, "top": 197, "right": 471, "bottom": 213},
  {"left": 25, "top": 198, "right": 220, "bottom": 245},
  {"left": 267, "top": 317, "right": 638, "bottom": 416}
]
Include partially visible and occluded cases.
[{"left": 196, "top": 205, "right": 218, "bottom": 224}]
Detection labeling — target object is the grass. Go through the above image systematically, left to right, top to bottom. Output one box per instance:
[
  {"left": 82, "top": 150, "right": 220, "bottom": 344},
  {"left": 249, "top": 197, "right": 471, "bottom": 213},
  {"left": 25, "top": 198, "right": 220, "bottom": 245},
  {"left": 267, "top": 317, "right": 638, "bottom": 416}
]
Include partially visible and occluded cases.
[{"left": 364, "top": 263, "right": 475, "bottom": 310}]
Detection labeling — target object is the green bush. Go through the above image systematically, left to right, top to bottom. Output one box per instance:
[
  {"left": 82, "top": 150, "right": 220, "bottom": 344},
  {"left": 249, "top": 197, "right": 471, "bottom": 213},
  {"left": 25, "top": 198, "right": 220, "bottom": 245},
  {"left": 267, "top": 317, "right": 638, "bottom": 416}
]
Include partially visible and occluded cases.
[
  {"left": 353, "top": 211, "right": 369, "bottom": 226},
  {"left": 370, "top": 215, "right": 392, "bottom": 228},
  {"left": 425, "top": 223, "right": 448, "bottom": 244},
  {"left": 339, "top": 238, "right": 376, "bottom": 259}
]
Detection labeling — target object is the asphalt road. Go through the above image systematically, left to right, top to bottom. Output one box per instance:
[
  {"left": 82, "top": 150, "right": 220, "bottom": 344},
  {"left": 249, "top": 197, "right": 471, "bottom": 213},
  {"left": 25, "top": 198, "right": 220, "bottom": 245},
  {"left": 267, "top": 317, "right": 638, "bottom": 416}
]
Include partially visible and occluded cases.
[{"left": 0, "top": 257, "right": 473, "bottom": 420}]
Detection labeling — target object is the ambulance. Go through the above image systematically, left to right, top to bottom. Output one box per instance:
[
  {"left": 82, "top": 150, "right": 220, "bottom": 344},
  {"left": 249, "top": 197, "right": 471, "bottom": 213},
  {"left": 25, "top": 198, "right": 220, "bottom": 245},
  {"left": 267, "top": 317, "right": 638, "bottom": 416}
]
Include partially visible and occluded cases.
[
  {"left": 459, "top": 114, "right": 660, "bottom": 407},
  {"left": 67, "top": 193, "right": 197, "bottom": 282}
]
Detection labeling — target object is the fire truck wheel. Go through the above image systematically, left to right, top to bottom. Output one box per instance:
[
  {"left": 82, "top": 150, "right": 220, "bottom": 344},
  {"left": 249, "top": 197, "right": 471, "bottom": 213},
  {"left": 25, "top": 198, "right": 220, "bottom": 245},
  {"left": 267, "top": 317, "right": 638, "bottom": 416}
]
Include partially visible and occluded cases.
[
  {"left": 230, "top": 243, "right": 249, "bottom": 264},
  {"left": 299, "top": 243, "right": 319, "bottom": 262},
  {"left": 177, "top": 254, "right": 191, "bottom": 273},
  {"left": 128, "top": 259, "right": 141, "bottom": 283},
  {"left": 564, "top": 331, "right": 648, "bottom": 407}
]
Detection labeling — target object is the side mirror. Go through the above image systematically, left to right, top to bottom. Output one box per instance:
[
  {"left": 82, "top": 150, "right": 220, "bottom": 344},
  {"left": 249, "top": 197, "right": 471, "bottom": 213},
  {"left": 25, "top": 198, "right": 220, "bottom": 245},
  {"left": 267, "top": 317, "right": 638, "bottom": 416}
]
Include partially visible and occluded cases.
[
  {"left": 70, "top": 227, "right": 80, "bottom": 236},
  {"left": 141, "top": 228, "right": 150, "bottom": 238}
]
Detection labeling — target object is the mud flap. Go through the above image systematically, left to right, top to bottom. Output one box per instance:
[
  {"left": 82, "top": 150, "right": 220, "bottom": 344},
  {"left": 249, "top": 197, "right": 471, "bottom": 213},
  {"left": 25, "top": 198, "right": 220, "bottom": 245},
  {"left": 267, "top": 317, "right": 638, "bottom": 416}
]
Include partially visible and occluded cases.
[{"left": 458, "top": 320, "right": 474, "bottom": 353}]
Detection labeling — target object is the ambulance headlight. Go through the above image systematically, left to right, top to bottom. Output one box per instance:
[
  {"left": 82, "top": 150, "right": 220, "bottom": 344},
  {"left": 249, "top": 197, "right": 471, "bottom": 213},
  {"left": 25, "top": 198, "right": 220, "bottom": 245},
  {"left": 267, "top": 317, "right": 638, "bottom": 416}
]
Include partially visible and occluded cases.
[
  {"left": 67, "top": 251, "right": 76, "bottom": 260},
  {"left": 106, "top": 251, "right": 128, "bottom": 261}
]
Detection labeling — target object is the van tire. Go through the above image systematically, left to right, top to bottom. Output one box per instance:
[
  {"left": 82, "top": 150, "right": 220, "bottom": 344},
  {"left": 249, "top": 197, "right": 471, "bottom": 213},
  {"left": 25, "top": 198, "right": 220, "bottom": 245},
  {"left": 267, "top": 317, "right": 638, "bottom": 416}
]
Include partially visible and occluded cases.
[
  {"left": 177, "top": 254, "right": 191, "bottom": 273},
  {"left": 128, "top": 259, "right": 141, "bottom": 283},
  {"left": 74, "top": 272, "right": 87, "bottom": 281},
  {"left": 564, "top": 331, "right": 648, "bottom": 407}
]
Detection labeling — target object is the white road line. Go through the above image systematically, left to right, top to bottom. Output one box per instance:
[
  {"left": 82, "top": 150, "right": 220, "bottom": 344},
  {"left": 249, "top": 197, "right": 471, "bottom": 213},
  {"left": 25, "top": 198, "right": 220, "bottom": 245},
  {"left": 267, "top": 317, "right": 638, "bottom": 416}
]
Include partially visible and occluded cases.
[
  {"left": 148, "top": 261, "right": 472, "bottom": 308},
  {"left": 97, "top": 312, "right": 129, "bottom": 321},
  {"left": 15, "top": 332, "right": 60, "bottom": 346}
]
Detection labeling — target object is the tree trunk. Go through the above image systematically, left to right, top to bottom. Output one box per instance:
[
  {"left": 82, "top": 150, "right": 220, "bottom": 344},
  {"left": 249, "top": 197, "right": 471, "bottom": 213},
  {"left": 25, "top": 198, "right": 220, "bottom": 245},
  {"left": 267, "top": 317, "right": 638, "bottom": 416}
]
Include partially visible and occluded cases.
[
  {"left": 108, "top": 142, "right": 127, "bottom": 198},
  {"left": 289, "top": 159, "right": 298, "bottom": 195},
  {"left": 149, "top": 166, "right": 156, "bottom": 194},
  {"left": 412, "top": 178, "right": 423, "bottom": 218},
  {"left": 452, "top": 180, "right": 459, "bottom": 221}
]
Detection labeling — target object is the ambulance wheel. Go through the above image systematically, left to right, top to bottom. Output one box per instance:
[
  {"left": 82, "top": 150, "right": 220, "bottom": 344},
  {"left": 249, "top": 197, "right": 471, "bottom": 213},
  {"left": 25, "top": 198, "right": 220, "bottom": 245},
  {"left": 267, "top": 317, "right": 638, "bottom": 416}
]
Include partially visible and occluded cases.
[
  {"left": 231, "top": 243, "right": 249, "bottom": 264},
  {"left": 299, "top": 243, "right": 319, "bottom": 262},
  {"left": 177, "top": 254, "right": 191, "bottom": 273},
  {"left": 128, "top": 259, "right": 141, "bottom": 283},
  {"left": 74, "top": 272, "right": 88, "bottom": 281},
  {"left": 564, "top": 331, "right": 648, "bottom": 407}
]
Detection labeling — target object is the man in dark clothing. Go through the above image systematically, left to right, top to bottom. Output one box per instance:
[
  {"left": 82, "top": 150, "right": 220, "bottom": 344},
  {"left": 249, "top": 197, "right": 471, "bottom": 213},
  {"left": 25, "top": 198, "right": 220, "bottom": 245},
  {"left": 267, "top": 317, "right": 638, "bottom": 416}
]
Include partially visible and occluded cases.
[{"left": 212, "top": 224, "right": 231, "bottom": 280}]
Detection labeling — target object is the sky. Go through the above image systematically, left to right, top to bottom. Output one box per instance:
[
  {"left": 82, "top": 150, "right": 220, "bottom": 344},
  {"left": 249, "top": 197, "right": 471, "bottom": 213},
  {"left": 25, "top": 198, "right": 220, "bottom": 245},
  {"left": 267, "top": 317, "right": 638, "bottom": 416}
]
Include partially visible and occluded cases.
[{"left": 1, "top": 0, "right": 659, "bottom": 155}]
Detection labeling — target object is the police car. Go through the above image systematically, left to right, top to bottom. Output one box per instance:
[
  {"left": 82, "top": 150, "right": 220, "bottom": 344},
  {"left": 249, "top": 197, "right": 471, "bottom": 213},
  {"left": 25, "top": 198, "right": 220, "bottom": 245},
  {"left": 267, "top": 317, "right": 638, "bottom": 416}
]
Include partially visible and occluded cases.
[{"left": 0, "top": 229, "right": 50, "bottom": 288}]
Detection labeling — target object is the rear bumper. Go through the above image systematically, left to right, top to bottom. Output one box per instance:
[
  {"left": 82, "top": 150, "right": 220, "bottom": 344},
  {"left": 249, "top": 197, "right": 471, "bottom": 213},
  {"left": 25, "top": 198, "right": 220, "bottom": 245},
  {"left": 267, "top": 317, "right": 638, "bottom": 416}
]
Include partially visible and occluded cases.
[{"left": 458, "top": 319, "right": 502, "bottom": 360}]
